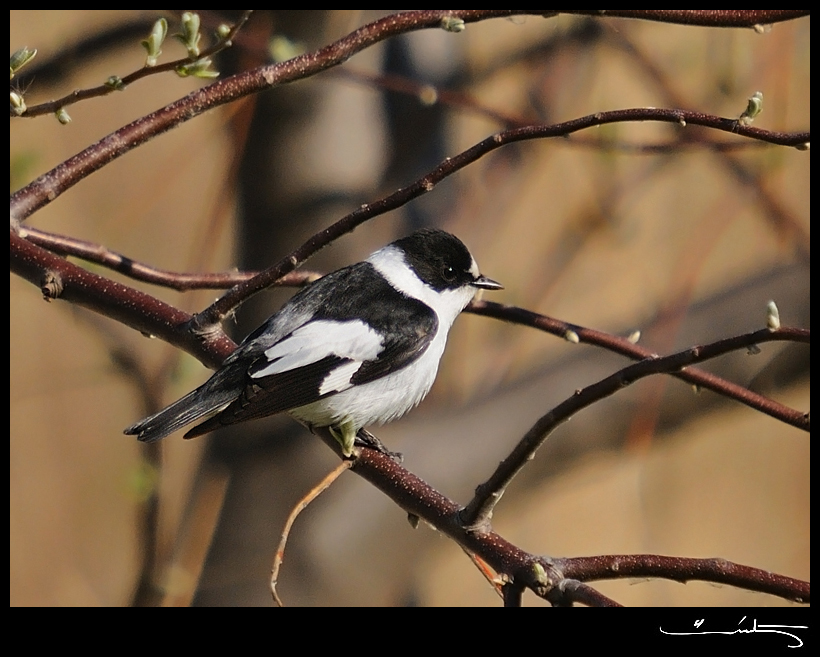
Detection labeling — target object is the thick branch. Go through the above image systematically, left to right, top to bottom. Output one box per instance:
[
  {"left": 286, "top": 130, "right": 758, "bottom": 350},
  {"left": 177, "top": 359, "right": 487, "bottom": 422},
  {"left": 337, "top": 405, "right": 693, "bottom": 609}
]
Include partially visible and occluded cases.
[
  {"left": 561, "top": 10, "right": 808, "bottom": 27},
  {"left": 10, "top": 231, "right": 234, "bottom": 369},
  {"left": 559, "top": 554, "right": 809, "bottom": 603}
]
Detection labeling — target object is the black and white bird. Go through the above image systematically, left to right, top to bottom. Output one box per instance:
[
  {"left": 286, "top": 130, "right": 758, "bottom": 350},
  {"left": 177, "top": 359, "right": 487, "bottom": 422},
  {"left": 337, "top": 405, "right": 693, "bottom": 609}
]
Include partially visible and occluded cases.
[{"left": 124, "top": 229, "right": 502, "bottom": 456}]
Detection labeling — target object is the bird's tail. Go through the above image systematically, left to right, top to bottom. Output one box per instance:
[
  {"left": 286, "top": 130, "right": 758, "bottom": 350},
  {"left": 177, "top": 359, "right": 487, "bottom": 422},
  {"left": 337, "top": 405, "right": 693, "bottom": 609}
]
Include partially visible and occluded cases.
[{"left": 123, "top": 382, "right": 236, "bottom": 443}]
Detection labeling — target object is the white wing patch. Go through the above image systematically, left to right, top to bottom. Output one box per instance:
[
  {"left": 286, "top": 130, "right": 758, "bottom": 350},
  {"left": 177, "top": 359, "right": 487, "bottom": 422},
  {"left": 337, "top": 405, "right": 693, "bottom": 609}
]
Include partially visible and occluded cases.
[
  {"left": 251, "top": 319, "right": 384, "bottom": 379},
  {"left": 318, "top": 361, "right": 362, "bottom": 395}
]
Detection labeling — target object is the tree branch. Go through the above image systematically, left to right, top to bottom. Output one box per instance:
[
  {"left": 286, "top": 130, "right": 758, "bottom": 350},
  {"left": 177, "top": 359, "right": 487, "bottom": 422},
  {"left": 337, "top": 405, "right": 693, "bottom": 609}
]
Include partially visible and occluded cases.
[
  {"left": 190, "top": 110, "right": 809, "bottom": 332},
  {"left": 10, "top": 231, "right": 234, "bottom": 369},
  {"left": 467, "top": 301, "right": 810, "bottom": 432},
  {"left": 461, "top": 326, "right": 809, "bottom": 529}
]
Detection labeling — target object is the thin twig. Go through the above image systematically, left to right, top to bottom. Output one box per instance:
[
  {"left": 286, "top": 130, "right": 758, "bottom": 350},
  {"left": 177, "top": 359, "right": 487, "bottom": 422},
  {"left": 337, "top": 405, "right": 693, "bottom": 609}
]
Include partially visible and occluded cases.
[
  {"left": 17, "top": 12, "right": 254, "bottom": 118},
  {"left": 21, "top": 226, "right": 320, "bottom": 290},
  {"left": 9, "top": 231, "right": 235, "bottom": 369},
  {"left": 467, "top": 300, "right": 810, "bottom": 432},
  {"left": 270, "top": 460, "right": 352, "bottom": 607},
  {"left": 544, "top": 579, "right": 622, "bottom": 607}
]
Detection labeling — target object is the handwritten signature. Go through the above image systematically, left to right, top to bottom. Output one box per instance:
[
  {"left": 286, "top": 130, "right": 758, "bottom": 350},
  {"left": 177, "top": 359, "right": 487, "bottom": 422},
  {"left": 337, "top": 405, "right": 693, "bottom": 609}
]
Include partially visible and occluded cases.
[{"left": 661, "top": 617, "right": 807, "bottom": 649}]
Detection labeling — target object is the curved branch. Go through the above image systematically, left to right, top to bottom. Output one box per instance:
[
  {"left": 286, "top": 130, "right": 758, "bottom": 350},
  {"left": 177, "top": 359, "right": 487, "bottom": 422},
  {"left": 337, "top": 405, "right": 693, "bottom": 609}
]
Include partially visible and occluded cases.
[
  {"left": 10, "top": 9, "right": 809, "bottom": 223},
  {"left": 9, "top": 11, "right": 544, "bottom": 223},
  {"left": 192, "top": 109, "right": 809, "bottom": 330},
  {"left": 15, "top": 224, "right": 808, "bottom": 436},
  {"left": 461, "top": 325, "right": 809, "bottom": 528},
  {"left": 333, "top": 429, "right": 809, "bottom": 606},
  {"left": 559, "top": 554, "right": 809, "bottom": 603}
]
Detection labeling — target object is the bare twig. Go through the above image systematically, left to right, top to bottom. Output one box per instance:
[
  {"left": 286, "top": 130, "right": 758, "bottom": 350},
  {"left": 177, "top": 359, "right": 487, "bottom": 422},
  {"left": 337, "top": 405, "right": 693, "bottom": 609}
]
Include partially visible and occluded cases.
[
  {"left": 11, "top": 10, "right": 809, "bottom": 222},
  {"left": 560, "top": 10, "right": 808, "bottom": 27},
  {"left": 9, "top": 11, "right": 545, "bottom": 223},
  {"left": 22, "top": 226, "right": 320, "bottom": 290},
  {"left": 12, "top": 228, "right": 808, "bottom": 433},
  {"left": 9, "top": 231, "right": 234, "bottom": 369},
  {"left": 467, "top": 301, "right": 810, "bottom": 432},
  {"left": 335, "top": 431, "right": 808, "bottom": 605},
  {"left": 270, "top": 460, "right": 352, "bottom": 607},
  {"left": 544, "top": 580, "right": 622, "bottom": 607}
]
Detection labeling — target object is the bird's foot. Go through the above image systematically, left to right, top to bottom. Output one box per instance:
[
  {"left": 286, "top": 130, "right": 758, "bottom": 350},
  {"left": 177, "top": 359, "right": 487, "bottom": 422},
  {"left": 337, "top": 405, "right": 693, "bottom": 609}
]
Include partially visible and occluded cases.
[{"left": 356, "top": 428, "right": 403, "bottom": 463}]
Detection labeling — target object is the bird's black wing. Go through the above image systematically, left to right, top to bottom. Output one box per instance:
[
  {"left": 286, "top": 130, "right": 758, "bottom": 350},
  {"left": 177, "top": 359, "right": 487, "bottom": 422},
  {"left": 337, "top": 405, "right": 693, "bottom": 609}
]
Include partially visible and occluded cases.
[{"left": 184, "top": 263, "right": 438, "bottom": 437}]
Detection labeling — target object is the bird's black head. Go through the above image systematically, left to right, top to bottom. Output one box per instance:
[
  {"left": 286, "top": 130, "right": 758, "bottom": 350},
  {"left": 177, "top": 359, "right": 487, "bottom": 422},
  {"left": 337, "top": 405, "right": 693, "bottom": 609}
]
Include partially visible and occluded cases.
[{"left": 393, "top": 228, "right": 501, "bottom": 293}]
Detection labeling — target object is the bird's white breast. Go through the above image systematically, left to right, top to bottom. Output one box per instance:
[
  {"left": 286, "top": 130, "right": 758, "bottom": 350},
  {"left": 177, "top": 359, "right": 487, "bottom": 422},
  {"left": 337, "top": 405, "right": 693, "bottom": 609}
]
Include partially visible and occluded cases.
[{"left": 287, "top": 327, "right": 447, "bottom": 429}]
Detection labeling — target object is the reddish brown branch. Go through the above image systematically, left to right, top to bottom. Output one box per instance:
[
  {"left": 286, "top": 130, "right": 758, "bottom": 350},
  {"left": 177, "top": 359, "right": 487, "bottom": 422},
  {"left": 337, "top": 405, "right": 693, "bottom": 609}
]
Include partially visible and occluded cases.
[
  {"left": 10, "top": 10, "right": 809, "bottom": 223},
  {"left": 560, "top": 10, "right": 808, "bottom": 27},
  {"left": 9, "top": 11, "right": 542, "bottom": 223},
  {"left": 192, "top": 109, "right": 809, "bottom": 331},
  {"left": 14, "top": 225, "right": 808, "bottom": 436},
  {"left": 10, "top": 227, "right": 809, "bottom": 606},
  {"left": 9, "top": 231, "right": 234, "bottom": 369},
  {"left": 467, "top": 301, "right": 810, "bottom": 432},
  {"left": 461, "top": 325, "right": 809, "bottom": 528},
  {"left": 337, "top": 431, "right": 809, "bottom": 606},
  {"left": 560, "top": 554, "right": 810, "bottom": 603}
]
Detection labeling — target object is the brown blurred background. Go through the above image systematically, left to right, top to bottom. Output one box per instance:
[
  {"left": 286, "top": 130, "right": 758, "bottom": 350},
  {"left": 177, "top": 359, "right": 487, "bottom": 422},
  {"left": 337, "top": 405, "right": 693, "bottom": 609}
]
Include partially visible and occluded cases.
[{"left": 10, "top": 11, "right": 809, "bottom": 606}]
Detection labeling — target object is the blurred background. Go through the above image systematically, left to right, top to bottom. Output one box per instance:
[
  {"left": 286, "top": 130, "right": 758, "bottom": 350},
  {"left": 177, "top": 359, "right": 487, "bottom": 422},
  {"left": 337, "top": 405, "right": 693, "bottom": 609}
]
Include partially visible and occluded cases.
[{"left": 10, "top": 10, "right": 809, "bottom": 606}]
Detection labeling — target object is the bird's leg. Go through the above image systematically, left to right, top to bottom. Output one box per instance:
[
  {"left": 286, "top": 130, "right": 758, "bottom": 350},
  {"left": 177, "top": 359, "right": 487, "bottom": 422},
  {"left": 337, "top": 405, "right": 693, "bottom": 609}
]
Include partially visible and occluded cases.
[{"left": 328, "top": 421, "right": 357, "bottom": 457}]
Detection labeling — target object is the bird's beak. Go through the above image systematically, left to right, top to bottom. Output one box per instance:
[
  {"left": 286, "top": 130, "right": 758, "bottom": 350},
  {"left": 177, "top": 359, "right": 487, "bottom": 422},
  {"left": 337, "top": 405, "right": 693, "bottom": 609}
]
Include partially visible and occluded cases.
[{"left": 473, "top": 275, "right": 503, "bottom": 290}]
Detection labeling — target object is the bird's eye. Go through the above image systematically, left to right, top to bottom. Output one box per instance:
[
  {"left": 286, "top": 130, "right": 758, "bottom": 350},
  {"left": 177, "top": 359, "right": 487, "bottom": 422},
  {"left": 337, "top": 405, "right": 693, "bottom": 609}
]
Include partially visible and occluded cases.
[{"left": 441, "top": 265, "right": 457, "bottom": 282}]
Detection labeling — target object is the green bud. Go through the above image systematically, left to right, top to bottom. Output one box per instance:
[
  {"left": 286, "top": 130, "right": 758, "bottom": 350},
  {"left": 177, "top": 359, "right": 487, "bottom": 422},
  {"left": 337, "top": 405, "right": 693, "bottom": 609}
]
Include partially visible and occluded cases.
[
  {"left": 440, "top": 16, "right": 465, "bottom": 32},
  {"left": 104, "top": 75, "right": 126, "bottom": 90},
  {"left": 10, "top": 90, "right": 26, "bottom": 116},
  {"left": 738, "top": 91, "right": 763, "bottom": 126},
  {"left": 55, "top": 108, "right": 71, "bottom": 124},
  {"left": 766, "top": 300, "right": 780, "bottom": 331},
  {"left": 531, "top": 562, "right": 548, "bottom": 585}
]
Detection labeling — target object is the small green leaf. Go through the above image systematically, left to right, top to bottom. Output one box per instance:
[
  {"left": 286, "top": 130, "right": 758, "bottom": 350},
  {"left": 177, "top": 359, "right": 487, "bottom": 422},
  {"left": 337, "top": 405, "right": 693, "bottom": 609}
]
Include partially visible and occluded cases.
[
  {"left": 176, "top": 12, "right": 202, "bottom": 58},
  {"left": 141, "top": 17, "right": 168, "bottom": 67},
  {"left": 10, "top": 46, "right": 37, "bottom": 79},
  {"left": 175, "top": 57, "right": 219, "bottom": 79}
]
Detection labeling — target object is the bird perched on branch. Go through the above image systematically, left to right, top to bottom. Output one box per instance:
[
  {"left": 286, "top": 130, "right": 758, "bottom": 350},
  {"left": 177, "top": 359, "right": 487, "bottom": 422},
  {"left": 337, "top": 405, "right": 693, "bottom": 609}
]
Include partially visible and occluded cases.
[{"left": 125, "top": 228, "right": 502, "bottom": 456}]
